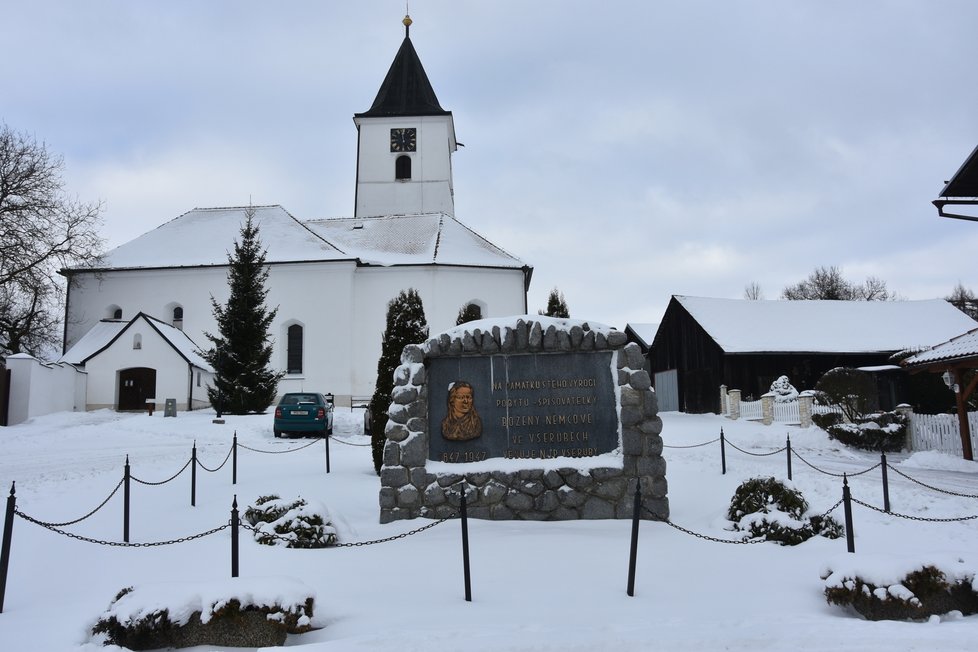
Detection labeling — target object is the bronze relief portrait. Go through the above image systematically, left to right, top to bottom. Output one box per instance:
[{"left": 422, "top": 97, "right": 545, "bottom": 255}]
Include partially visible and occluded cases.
[{"left": 441, "top": 380, "right": 482, "bottom": 441}]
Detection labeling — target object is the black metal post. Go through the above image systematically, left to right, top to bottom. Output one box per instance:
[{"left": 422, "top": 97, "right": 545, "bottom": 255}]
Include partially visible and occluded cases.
[
  {"left": 720, "top": 428, "right": 727, "bottom": 475},
  {"left": 232, "top": 432, "right": 238, "bottom": 485},
  {"left": 325, "top": 434, "right": 331, "bottom": 474},
  {"left": 786, "top": 434, "right": 792, "bottom": 481},
  {"left": 191, "top": 443, "right": 197, "bottom": 507},
  {"left": 880, "top": 452, "right": 890, "bottom": 513},
  {"left": 124, "top": 456, "right": 131, "bottom": 543},
  {"left": 842, "top": 475, "right": 855, "bottom": 553},
  {"left": 0, "top": 482, "right": 16, "bottom": 613},
  {"left": 626, "top": 482, "right": 641, "bottom": 597},
  {"left": 460, "top": 484, "right": 471, "bottom": 602},
  {"left": 231, "top": 495, "right": 239, "bottom": 578}
]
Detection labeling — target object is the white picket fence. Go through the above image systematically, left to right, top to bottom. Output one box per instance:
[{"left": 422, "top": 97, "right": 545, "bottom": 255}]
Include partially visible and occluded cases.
[
  {"left": 772, "top": 401, "right": 800, "bottom": 424},
  {"left": 910, "top": 411, "right": 978, "bottom": 457}
]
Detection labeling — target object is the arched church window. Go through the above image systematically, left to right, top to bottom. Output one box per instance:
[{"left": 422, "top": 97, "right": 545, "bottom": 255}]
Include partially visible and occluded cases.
[
  {"left": 395, "top": 155, "right": 412, "bottom": 180},
  {"left": 172, "top": 306, "right": 184, "bottom": 329},
  {"left": 113, "top": 308, "right": 123, "bottom": 320},
  {"left": 287, "top": 324, "right": 303, "bottom": 374},
  {"left": 133, "top": 333, "right": 142, "bottom": 350}
]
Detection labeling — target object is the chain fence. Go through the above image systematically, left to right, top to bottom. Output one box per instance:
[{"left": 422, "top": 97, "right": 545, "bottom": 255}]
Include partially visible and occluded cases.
[
  {"left": 329, "top": 435, "right": 373, "bottom": 447},
  {"left": 238, "top": 437, "right": 324, "bottom": 454},
  {"left": 662, "top": 438, "right": 720, "bottom": 449},
  {"left": 724, "top": 439, "right": 787, "bottom": 457},
  {"left": 196, "top": 445, "right": 234, "bottom": 473},
  {"left": 131, "top": 457, "right": 192, "bottom": 486},
  {"left": 884, "top": 464, "right": 978, "bottom": 499},
  {"left": 22, "top": 478, "right": 125, "bottom": 528},
  {"left": 849, "top": 497, "right": 978, "bottom": 523},
  {"left": 14, "top": 509, "right": 230, "bottom": 547}
]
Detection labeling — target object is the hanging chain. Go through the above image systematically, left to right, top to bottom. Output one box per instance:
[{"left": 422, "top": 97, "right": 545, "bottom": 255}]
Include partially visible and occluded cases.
[
  {"left": 328, "top": 436, "right": 373, "bottom": 447},
  {"left": 238, "top": 437, "right": 324, "bottom": 454},
  {"left": 663, "top": 437, "right": 720, "bottom": 449},
  {"left": 724, "top": 440, "right": 787, "bottom": 457},
  {"left": 196, "top": 445, "right": 234, "bottom": 472},
  {"left": 131, "top": 457, "right": 192, "bottom": 486},
  {"left": 885, "top": 464, "right": 978, "bottom": 499},
  {"left": 24, "top": 477, "right": 125, "bottom": 527},
  {"left": 849, "top": 497, "right": 978, "bottom": 523},
  {"left": 15, "top": 509, "right": 230, "bottom": 546}
]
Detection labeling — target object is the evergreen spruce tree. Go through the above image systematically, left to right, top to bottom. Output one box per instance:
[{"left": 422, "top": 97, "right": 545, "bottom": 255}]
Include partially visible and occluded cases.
[
  {"left": 201, "top": 208, "right": 283, "bottom": 414},
  {"left": 538, "top": 287, "right": 570, "bottom": 318},
  {"left": 370, "top": 289, "right": 428, "bottom": 474},
  {"left": 455, "top": 302, "right": 482, "bottom": 325}
]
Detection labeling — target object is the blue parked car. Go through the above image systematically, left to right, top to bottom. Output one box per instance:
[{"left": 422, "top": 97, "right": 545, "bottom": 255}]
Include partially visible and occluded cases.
[{"left": 273, "top": 392, "right": 334, "bottom": 438}]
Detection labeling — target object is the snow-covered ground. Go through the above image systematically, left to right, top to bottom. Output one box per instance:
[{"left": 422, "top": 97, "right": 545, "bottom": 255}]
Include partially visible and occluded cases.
[{"left": 1, "top": 408, "right": 976, "bottom": 651}]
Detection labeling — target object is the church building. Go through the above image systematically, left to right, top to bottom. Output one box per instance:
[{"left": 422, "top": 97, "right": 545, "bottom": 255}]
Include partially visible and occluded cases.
[{"left": 60, "top": 16, "right": 532, "bottom": 410}]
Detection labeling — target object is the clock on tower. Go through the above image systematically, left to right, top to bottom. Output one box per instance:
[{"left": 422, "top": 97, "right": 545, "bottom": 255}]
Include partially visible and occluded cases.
[{"left": 390, "top": 127, "right": 417, "bottom": 152}]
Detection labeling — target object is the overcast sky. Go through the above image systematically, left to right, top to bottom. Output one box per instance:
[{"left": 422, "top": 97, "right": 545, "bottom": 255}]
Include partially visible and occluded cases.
[{"left": 5, "top": 1, "right": 978, "bottom": 330}]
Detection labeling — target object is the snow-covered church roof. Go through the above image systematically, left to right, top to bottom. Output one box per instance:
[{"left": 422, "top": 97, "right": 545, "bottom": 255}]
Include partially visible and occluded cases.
[
  {"left": 77, "top": 205, "right": 526, "bottom": 272},
  {"left": 304, "top": 213, "right": 524, "bottom": 268},
  {"left": 667, "top": 295, "right": 978, "bottom": 354}
]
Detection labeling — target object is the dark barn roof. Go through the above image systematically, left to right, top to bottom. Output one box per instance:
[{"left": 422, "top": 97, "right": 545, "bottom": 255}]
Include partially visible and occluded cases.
[
  {"left": 355, "top": 35, "right": 450, "bottom": 118},
  {"left": 934, "top": 144, "right": 978, "bottom": 221}
]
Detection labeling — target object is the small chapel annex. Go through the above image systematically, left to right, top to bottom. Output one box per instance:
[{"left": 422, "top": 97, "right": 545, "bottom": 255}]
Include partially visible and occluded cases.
[{"left": 59, "top": 17, "right": 532, "bottom": 410}]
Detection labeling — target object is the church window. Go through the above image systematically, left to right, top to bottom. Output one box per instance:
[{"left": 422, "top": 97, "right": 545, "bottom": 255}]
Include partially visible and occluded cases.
[
  {"left": 395, "top": 155, "right": 412, "bottom": 180},
  {"left": 172, "top": 306, "right": 184, "bottom": 329},
  {"left": 112, "top": 307, "right": 123, "bottom": 320},
  {"left": 287, "top": 324, "right": 303, "bottom": 374},
  {"left": 133, "top": 333, "right": 142, "bottom": 350}
]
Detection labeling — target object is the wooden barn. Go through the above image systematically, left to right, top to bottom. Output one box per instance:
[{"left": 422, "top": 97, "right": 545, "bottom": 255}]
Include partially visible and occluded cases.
[{"left": 648, "top": 295, "right": 978, "bottom": 413}]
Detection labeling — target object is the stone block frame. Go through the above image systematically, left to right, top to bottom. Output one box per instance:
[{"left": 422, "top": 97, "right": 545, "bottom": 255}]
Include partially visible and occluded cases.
[{"left": 379, "top": 318, "right": 669, "bottom": 523}]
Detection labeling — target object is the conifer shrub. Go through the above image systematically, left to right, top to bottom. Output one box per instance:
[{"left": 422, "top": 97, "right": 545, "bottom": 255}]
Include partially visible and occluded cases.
[
  {"left": 814, "top": 367, "right": 877, "bottom": 421},
  {"left": 727, "top": 477, "right": 843, "bottom": 545},
  {"left": 245, "top": 494, "right": 336, "bottom": 548},
  {"left": 823, "top": 565, "right": 978, "bottom": 621}
]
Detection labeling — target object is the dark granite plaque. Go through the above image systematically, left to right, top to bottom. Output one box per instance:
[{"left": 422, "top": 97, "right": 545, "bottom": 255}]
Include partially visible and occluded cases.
[{"left": 427, "top": 352, "right": 618, "bottom": 463}]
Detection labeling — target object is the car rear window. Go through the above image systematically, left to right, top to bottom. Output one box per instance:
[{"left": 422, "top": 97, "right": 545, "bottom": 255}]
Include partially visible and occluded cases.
[{"left": 283, "top": 394, "right": 318, "bottom": 405}]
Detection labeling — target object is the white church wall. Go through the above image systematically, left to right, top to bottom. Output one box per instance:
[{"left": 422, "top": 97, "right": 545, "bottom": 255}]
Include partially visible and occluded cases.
[
  {"left": 355, "top": 115, "right": 455, "bottom": 217},
  {"left": 265, "top": 261, "right": 357, "bottom": 399},
  {"left": 349, "top": 265, "right": 527, "bottom": 398},
  {"left": 66, "top": 266, "right": 230, "bottom": 354},
  {"left": 5, "top": 354, "right": 87, "bottom": 425}
]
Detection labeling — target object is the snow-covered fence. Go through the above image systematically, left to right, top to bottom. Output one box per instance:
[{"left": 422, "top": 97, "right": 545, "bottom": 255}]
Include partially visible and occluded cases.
[
  {"left": 4, "top": 354, "right": 87, "bottom": 426},
  {"left": 720, "top": 386, "right": 814, "bottom": 427},
  {"left": 739, "top": 398, "right": 763, "bottom": 421},
  {"left": 772, "top": 400, "right": 800, "bottom": 424},
  {"left": 909, "top": 410, "right": 978, "bottom": 457}
]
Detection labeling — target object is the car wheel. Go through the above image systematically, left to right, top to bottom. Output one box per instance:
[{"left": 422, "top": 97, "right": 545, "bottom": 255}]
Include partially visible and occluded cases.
[
  {"left": 327, "top": 422, "right": 333, "bottom": 436},
  {"left": 273, "top": 429, "right": 281, "bottom": 438}
]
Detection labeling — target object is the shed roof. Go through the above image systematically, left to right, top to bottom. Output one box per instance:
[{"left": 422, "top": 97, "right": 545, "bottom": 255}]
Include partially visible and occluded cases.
[
  {"left": 668, "top": 295, "right": 978, "bottom": 354},
  {"left": 903, "top": 327, "right": 978, "bottom": 367}
]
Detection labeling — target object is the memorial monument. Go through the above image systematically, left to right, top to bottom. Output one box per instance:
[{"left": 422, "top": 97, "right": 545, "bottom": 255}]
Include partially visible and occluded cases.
[{"left": 379, "top": 317, "right": 668, "bottom": 522}]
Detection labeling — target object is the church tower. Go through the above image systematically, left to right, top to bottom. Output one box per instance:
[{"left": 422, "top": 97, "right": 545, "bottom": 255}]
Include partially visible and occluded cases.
[{"left": 353, "top": 15, "right": 457, "bottom": 218}]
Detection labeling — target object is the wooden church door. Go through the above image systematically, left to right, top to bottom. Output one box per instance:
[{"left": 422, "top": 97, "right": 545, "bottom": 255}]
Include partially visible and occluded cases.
[{"left": 118, "top": 367, "right": 157, "bottom": 411}]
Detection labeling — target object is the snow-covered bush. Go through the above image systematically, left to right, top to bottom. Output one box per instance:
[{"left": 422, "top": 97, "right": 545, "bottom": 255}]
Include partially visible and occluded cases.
[
  {"left": 769, "top": 375, "right": 799, "bottom": 403},
  {"left": 811, "top": 410, "right": 843, "bottom": 431},
  {"left": 826, "top": 411, "right": 906, "bottom": 452},
  {"left": 726, "top": 477, "right": 843, "bottom": 546},
  {"left": 245, "top": 495, "right": 337, "bottom": 548},
  {"left": 823, "top": 560, "right": 978, "bottom": 621},
  {"left": 91, "top": 578, "right": 316, "bottom": 649}
]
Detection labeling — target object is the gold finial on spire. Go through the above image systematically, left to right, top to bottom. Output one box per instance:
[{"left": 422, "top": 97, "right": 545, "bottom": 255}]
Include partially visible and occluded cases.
[{"left": 403, "top": 13, "right": 412, "bottom": 35}]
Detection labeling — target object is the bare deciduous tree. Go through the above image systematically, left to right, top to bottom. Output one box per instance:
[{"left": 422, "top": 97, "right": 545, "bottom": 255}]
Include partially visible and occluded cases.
[
  {"left": 0, "top": 123, "right": 104, "bottom": 357},
  {"left": 781, "top": 266, "right": 893, "bottom": 301},
  {"left": 744, "top": 282, "right": 764, "bottom": 300},
  {"left": 946, "top": 282, "right": 978, "bottom": 321}
]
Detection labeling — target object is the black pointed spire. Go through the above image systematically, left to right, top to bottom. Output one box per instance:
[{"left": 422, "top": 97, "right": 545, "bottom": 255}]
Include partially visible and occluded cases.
[{"left": 356, "top": 16, "right": 450, "bottom": 118}]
